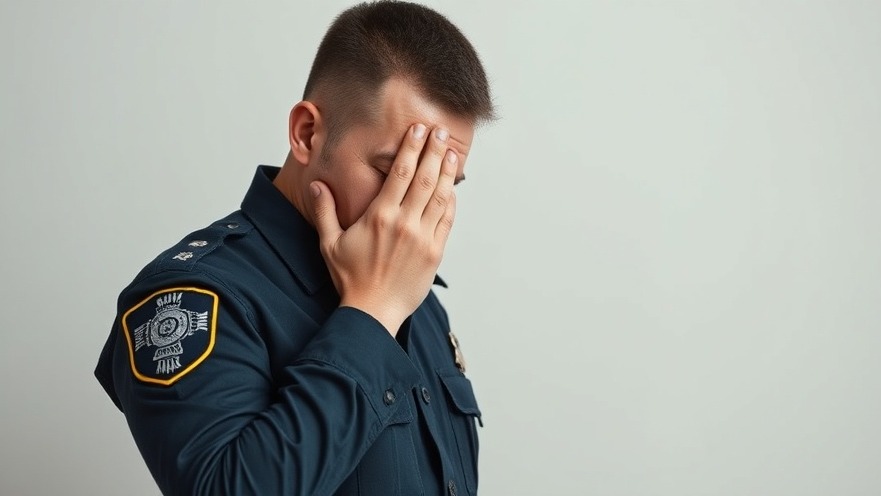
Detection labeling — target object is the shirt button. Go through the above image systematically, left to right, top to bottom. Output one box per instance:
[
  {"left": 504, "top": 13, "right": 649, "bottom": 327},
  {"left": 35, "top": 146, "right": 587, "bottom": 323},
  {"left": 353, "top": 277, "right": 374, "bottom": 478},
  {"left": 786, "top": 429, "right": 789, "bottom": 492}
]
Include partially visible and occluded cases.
[
  {"left": 226, "top": 223, "right": 239, "bottom": 229},
  {"left": 421, "top": 387, "right": 431, "bottom": 404},
  {"left": 383, "top": 389, "right": 396, "bottom": 405},
  {"left": 448, "top": 479, "right": 457, "bottom": 496}
]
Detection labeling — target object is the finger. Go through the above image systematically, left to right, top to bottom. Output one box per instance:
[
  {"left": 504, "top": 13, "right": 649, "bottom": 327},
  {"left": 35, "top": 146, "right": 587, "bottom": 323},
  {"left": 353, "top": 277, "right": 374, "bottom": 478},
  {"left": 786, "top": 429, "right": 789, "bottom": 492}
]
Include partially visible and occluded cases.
[
  {"left": 376, "top": 123, "right": 429, "bottom": 206},
  {"left": 401, "top": 127, "right": 449, "bottom": 213},
  {"left": 422, "top": 149, "right": 457, "bottom": 226},
  {"left": 310, "top": 181, "right": 343, "bottom": 246},
  {"left": 434, "top": 189, "right": 457, "bottom": 243}
]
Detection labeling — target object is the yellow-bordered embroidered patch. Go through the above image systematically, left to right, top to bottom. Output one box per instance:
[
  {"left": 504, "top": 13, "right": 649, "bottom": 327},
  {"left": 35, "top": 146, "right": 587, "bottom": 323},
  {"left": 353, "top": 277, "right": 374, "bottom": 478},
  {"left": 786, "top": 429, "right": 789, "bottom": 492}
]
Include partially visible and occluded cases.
[{"left": 121, "top": 287, "right": 218, "bottom": 386}]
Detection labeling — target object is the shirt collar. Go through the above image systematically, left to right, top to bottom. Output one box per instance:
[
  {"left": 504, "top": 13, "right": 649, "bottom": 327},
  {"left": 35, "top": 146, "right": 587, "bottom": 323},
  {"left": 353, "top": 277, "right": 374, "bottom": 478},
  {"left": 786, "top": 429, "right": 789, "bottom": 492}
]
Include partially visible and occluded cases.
[
  {"left": 241, "top": 165, "right": 329, "bottom": 294},
  {"left": 240, "top": 166, "right": 447, "bottom": 295}
]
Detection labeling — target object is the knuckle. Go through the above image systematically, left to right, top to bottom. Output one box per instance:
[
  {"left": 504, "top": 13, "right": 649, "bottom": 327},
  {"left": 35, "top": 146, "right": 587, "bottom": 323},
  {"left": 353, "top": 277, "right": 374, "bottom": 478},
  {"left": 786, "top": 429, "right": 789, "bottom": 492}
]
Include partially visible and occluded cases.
[
  {"left": 441, "top": 160, "right": 457, "bottom": 177},
  {"left": 393, "top": 163, "right": 413, "bottom": 181},
  {"left": 417, "top": 173, "right": 435, "bottom": 191},
  {"left": 431, "top": 191, "right": 448, "bottom": 208},
  {"left": 372, "top": 210, "right": 393, "bottom": 230},
  {"left": 440, "top": 211, "right": 455, "bottom": 230},
  {"left": 394, "top": 217, "right": 412, "bottom": 237},
  {"left": 426, "top": 249, "right": 441, "bottom": 266}
]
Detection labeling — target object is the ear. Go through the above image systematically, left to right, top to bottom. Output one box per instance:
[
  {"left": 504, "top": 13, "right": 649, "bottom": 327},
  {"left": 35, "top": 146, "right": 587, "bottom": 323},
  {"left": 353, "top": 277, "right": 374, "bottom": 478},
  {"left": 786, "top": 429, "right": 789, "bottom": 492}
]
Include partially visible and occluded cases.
[{"left": 288, "top": 100, "right": 324, "bottom": 166}]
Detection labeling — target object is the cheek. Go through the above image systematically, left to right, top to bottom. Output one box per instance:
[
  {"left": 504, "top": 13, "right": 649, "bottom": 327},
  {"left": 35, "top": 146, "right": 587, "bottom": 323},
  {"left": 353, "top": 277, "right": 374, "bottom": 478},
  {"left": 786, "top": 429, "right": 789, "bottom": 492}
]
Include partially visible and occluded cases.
[{"left": 334, "top": 170, "right": 384, "bottom": 229}]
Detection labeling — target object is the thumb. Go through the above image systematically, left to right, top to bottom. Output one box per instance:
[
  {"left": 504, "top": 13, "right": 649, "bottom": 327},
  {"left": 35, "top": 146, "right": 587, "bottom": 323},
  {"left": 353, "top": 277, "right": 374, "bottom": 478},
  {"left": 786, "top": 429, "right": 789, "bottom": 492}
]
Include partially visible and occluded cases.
[{"left": 310, "top": 181, "right": 343, "bottom": 242}]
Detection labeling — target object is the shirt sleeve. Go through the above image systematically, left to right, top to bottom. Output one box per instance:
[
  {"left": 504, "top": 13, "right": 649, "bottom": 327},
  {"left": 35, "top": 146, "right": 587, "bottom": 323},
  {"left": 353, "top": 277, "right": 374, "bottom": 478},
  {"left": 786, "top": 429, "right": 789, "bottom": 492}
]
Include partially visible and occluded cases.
[{"left": 101, "top": 271, "right": 421, "bottom": 496}]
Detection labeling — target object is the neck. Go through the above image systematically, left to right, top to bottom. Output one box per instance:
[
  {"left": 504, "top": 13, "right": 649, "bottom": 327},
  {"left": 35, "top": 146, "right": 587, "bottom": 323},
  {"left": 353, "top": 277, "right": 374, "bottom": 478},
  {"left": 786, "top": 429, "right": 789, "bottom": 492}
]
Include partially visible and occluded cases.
[{"left": 272, "top": 155, "right": 315, "bottom": 227}]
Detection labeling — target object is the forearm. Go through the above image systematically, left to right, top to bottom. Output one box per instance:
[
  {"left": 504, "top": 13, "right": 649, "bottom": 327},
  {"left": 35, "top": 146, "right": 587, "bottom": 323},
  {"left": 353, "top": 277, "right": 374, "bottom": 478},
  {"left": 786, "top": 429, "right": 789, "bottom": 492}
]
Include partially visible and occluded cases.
[{"left": 112, "top": 282, "right": 419, "bottom": 495}]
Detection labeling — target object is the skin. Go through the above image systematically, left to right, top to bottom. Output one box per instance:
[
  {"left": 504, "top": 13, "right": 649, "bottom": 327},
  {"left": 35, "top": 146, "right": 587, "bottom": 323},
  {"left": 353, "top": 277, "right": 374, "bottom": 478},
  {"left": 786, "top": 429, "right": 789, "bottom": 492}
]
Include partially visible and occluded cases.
[{"left": 273, "top": 77, "right": 476, "bottom": 334}]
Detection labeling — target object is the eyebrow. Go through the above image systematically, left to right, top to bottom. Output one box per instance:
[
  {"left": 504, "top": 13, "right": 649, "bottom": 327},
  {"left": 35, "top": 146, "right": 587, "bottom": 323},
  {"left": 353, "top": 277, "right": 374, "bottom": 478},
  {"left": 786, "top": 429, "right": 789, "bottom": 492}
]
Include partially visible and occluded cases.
[{"left": 371, "top": 151, "right": 466, "bottom": 185}]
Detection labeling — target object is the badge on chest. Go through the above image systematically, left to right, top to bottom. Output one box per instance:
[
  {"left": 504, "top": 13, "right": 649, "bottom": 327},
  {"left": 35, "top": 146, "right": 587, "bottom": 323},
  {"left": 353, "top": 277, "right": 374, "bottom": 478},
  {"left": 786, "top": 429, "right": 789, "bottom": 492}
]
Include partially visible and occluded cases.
[{"left": 448, "top": 331, "right": 467, "bottom": 373}]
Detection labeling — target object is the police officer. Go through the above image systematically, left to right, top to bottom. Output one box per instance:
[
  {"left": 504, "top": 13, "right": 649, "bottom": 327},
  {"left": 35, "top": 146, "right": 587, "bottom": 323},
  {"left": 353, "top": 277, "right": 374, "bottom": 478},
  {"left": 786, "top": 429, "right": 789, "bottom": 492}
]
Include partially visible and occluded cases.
[{"left": 95, "top": 2, "right": 494, "bottom": 495}]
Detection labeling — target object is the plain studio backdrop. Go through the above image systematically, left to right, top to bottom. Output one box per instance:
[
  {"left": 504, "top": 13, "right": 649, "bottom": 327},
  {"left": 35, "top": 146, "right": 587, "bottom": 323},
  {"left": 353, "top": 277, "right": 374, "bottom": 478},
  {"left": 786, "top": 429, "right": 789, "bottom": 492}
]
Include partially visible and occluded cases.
[{"left": 2, "top": 1, "right": 880, "bottom": 495}]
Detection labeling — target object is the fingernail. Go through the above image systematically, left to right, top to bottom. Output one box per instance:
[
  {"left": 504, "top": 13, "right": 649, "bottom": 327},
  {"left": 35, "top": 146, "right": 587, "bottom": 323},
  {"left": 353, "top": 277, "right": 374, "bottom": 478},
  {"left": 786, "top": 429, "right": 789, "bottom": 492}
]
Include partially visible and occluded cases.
[
  {"left": 413, "top": 124, "right": 426, "bottom": 139},
  {"left": 436, "top": 128, "right": 449, "bottom": 142},
  {"left": 446, "top": 150, "right": 458, "bottom": 164},
  {"left": 310, "top": 183, "right": 321, "bottom": 198}
]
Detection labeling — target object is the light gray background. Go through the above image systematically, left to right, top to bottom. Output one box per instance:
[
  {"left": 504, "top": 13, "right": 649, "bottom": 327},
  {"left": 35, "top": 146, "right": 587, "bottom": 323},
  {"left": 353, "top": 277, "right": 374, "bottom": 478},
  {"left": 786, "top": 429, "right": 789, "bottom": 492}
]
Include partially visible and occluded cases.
[{"left": 2, "top": 1, "right": 879, "bottom": 495}]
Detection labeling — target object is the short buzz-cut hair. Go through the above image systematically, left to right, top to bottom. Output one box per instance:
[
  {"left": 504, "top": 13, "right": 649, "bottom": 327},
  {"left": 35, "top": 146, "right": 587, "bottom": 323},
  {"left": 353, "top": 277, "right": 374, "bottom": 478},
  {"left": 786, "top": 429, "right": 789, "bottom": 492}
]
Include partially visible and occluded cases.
[{"left": 303, "top": 1, "right": 496, "bottom": 147}]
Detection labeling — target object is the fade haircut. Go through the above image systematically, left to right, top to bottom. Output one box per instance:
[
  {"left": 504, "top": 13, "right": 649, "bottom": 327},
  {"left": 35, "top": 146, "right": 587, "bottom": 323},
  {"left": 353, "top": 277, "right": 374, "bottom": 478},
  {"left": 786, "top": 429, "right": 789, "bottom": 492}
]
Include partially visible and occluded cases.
[{"left": 303, "top": 1, "right": 495, "bottom": 149}]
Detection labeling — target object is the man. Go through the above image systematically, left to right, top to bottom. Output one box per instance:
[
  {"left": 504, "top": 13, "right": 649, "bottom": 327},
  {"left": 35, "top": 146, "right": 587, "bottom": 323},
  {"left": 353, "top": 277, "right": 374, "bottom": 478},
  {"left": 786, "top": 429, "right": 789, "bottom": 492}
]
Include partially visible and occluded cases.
[{"left": 95, "top": 1, "right": 494, "bottom": 495}]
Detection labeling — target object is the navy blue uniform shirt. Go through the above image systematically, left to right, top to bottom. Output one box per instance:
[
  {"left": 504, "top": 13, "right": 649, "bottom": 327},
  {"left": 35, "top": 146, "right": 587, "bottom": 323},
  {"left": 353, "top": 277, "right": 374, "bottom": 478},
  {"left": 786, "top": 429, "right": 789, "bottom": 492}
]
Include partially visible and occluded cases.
[{"left": 95, "top": 166, "right": 482, "bottom": 495}]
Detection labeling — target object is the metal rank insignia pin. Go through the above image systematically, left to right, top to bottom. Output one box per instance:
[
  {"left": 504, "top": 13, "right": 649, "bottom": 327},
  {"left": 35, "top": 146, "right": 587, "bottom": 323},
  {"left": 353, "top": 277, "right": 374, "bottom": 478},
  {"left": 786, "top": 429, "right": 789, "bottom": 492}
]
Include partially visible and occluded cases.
[{"left": 448, "top": 331, "right": 467, "bottom": 373}]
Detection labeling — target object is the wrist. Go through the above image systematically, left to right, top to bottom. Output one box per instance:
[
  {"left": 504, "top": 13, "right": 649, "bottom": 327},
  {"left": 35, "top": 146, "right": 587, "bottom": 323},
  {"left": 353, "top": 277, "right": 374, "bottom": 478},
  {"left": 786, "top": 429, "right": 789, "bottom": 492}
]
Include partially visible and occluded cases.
[{"left": 339, "top": 298, "right": 406, "bottom": 336}]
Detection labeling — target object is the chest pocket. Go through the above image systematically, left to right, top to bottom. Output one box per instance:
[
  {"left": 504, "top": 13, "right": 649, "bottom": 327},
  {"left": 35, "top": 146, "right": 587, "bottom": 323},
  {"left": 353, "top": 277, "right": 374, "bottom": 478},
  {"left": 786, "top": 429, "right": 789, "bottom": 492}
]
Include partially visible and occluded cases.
[{"left": 438, "top": 369, "right": 482, "bottom": 495}]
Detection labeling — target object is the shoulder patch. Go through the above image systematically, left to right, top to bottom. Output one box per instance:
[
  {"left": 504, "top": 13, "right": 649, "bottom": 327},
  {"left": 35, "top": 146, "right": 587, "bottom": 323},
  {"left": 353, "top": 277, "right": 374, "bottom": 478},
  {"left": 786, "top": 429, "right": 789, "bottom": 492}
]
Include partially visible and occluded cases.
[{"left": 121, "top": 287, "right": 219, "bottom": 386}]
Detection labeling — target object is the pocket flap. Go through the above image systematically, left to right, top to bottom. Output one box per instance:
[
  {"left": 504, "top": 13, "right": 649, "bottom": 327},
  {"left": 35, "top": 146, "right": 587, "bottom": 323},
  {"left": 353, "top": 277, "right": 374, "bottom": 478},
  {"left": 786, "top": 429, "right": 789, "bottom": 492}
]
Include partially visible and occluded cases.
[
  {"left": 437, "top": 370, "right": 482, "bottom": 418},
  {"left": 387, "top": 396, "right": 414, "bottom": 426}
]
